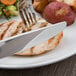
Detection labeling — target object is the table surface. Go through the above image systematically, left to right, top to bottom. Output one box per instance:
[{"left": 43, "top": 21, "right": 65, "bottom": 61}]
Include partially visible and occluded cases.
[{"left": 0, "top": 55, "right": 76, "bottom": 76}]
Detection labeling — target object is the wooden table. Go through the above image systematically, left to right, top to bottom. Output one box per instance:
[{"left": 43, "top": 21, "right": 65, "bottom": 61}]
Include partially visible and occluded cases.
[{"left": 0, "top": 55, "right": 76, "bottom": 76}]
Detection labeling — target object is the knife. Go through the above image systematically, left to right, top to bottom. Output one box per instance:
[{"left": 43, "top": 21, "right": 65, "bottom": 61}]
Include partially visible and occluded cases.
[
  {"left": 0, "top": 22, "right": 66, "bottom": 58},
  {"left": 21, "top": 22, "right": 66, "bottom": 52}
]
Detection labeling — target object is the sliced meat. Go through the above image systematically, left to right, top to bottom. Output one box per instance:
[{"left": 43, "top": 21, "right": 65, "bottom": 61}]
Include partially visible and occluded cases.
[
  {"left": 15, "top": 18, "right": 63, "bottom": 56},
  {"left": 31, "top": 19, "right": 48, "bottom": 30},
  {"left": 0, "top": 21, "right": 14, "bottom": 40},
  {"left": 2, "top": 21, "right": 22, "bottom": 39},
  {"left": 13, "top": 26, "right": 23, "bottom": 36},
  {"left": 16, "top": 32, "right": 63, "bottom": 56}
]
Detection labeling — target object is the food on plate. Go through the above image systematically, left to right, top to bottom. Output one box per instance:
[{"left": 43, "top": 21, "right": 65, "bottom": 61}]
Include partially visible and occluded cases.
[
  {"left": 0, "top": 0, "right": 19, "bottom": 18},
  {"left": 1, "top": 0, "right": 16, "bottom": 5},
  {"left": 33, "top": 0, "right": 49, "bottom": 13},
  {"left": 33, "top": 0, "right": 64, "bottom": 13},
  {"left": 54, "top": 0, "right": 64, "bottom": 2},
  {"left": 55, "top": 0, "right": 76, "bottom": 12},
  {"left": 0, "top": 2, "right": 5, "bottom": 17},
  {"left": 43, "top": 2, "right": 75, "bottom": 26},
  {"left": 3, "top": 5, "right": 19, "bottom": 18},
  {"left": 0, "top": 18, "right": 63, "bottom": 56},
  {"left": 15, "top": 19, "right": 63, "bottom": 56},
  {"left": 0, "top": 20, "right": 24, "bottom": 40},
  {"left": 0, "top": 20, "right": 14, "bottom": 40},
  {"left": 2, "top": 21, "right": 23, "bottom": 40},
  {"left": 16, "top": 32, "right": 63, "bottom": 55}
]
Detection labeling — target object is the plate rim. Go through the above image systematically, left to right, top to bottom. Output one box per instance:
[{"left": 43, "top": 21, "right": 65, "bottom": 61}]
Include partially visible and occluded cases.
[{"left": 0, "top": 52, "right": 75, "bottom": 69}]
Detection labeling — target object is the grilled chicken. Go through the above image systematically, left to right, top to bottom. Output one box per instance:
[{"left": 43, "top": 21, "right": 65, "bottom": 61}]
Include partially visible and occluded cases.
[
  {"left": 0, "top": 21, "right": 14, "bottom": 40},
  {"left": 2, "top": 21, "right": 22, "bottom": 40}
]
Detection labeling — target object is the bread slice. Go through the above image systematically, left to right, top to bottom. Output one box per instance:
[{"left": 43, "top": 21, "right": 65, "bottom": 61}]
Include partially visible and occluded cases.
[
  {"left": 0, "top": 21, "right": 14, "bottom": 40},
  {"left": 2, "top": 21, "right": 22, "bottom": 40}
]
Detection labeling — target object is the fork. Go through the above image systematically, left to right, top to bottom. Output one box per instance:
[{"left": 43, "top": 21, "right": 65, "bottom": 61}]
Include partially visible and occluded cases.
[{"left": 19, "top": 0, "right": 38, "bottom": 31}]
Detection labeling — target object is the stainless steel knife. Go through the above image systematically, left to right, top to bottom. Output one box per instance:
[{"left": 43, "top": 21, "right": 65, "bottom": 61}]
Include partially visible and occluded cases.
[{"left": 0, "top": 22, "right": 66, "bottom": 58}]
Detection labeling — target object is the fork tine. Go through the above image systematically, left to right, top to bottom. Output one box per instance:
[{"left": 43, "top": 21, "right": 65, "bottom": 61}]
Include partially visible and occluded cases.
[
  {"left": 19, "top": 2, "right": 37, "bottom": 30},
  {"left": 23, "top": 6, "right": 37, "bottom": 26},
  {"left": 25, "top": 6, "right": 36, "bottom": 25},
  {"left": 29, "top": 6, "right": 37, "bottom": 23},
  {"left": 23, "top": 8, "right": 31, "bottom": 25},
  {"left": 27, "top": 8, "right": 34, "bottom": 24},
  {"left": 19, "top": 9, "right": 32, "bottom": 31},
  {"left": 19, "top": 9, "right": 31, "bottom": 31},
  {"left": 19, "top": 10, "right": 27, "bottom": 26},
  {"left": 32, "top": 12, "right": 37, "bottom": 23}
]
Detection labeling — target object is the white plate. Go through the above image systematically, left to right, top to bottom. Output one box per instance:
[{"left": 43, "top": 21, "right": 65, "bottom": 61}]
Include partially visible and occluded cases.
[{"left": 0, "top": 20, "right": 76, "bottom": 69}]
